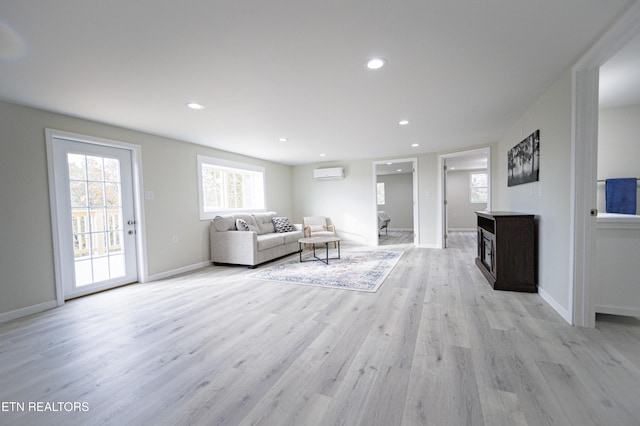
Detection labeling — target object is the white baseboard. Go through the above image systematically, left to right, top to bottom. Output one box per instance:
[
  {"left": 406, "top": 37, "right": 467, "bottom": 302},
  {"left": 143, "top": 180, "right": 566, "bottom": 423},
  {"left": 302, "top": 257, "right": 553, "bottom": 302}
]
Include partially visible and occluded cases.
[
  {"left": 388, "top": 227, "right": 413, "bottom": 231},
  {"left": 448, "top": 228, "right": 476, "bottom": 232},
  {"left": 147, "top": 260, "right": 213, "bottom": 282},
  {"left": 0, "top": 261, "right": 214, "bottom": 323},
  {"left": 538, "top": 287, "right": 572, "bottom": 324},
  {"left": 0, "top": 300, "right": 58, "bottom": 324},
  {"left": 595, "top": 305, "right": 640, "bottom": 317}
]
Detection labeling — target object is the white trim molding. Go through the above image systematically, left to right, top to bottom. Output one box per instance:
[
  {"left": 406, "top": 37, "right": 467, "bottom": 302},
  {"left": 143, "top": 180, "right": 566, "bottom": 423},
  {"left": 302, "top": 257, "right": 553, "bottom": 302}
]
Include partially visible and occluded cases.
[
  {"left": 570, "top": 2, "right": 640, "bottom": 327},
  {"left": 45, "top": 128, "right": 149, "bottom": 305},
  {"left": 438, "top": 147, "right": 492, "bottom": 250},
  {"left": 196, "top": 155, "right": 266, "bottom": 221},
  {"left": 372, "top": 158, "right": 419, "bottom": 247},
  {"left": 146, "top": 261, "right": 213, "bottom": 282},
  {"left": 539, "top": 287, "right": 572, "bottom": 324},
  {"left": 0, "top": 301, "right": 57, "bottom": 324},
  {"left": 594, "top": 305, "right": 640, "bottom": 318}
]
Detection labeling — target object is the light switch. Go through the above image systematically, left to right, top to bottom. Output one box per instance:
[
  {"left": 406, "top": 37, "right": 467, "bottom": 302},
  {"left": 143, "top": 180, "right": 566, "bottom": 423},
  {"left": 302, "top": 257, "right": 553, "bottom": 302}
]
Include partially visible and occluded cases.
[{"left": 145, "top": 190, "right": 154, "bottom": 200}]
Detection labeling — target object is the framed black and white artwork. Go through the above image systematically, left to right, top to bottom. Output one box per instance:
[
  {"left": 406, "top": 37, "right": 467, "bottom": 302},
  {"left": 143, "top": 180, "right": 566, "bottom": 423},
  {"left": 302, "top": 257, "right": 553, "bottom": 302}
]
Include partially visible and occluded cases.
[{"left": 508, "top": 130, "right": 540, "bottom": 187}]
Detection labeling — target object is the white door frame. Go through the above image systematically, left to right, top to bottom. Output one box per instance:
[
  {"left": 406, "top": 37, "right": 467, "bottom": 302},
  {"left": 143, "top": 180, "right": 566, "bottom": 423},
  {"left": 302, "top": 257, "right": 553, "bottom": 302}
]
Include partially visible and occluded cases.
[
  {"left": 570, "top": 3, "right": 640, "bottom": 327},
  {"left": 46, "top": 129, "right": 148, "bottom": 306},
  {"left": 437, "top": 147, "right": 492, "bottom": 249},
  {"left": 372, "top": 158, "right": 419, "bottom": 246}
]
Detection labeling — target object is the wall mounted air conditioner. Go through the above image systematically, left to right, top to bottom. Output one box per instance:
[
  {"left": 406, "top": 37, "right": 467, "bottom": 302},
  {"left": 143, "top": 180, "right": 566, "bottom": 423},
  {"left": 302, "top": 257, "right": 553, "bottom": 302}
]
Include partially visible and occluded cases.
[{"left": 313, "top": 167, "right": 344, "bottom": 180}]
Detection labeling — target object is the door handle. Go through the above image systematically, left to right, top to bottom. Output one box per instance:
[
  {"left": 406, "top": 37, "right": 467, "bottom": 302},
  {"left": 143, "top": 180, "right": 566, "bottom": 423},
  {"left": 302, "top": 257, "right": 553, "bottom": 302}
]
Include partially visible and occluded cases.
[
  {"left": 127, "top": 220, "right": 136, "bottom": 225},
  {"left": 128, "top": 230, "right": 136, "bottom": 235}
]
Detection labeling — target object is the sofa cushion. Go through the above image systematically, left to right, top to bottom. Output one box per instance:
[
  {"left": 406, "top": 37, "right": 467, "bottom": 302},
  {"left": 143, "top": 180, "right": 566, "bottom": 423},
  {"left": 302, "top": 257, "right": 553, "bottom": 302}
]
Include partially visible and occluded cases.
[
  {"left": 252, "top": 212, "right": 277, "bottom": 235},
  {"left": 212, "top": 215, "right": 237, "bottom": 231},
  {"left": 273, "top": 216, "right": 295, "bottom": 233},
  {"left": 283, "top": 230, "right": 304, "bottom": 244},
  {"left": 309, "top": 231, "right": 335, "bottom": 238},
  {"left": 256, "top": 233, "right": 284, "bottom": 251}
]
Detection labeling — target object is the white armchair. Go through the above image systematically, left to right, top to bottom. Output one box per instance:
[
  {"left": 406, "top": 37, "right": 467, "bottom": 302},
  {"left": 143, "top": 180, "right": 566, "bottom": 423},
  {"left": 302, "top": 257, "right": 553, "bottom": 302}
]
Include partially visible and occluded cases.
[{"left": 303, "top": 216, "right": 337, "bottom": 247}]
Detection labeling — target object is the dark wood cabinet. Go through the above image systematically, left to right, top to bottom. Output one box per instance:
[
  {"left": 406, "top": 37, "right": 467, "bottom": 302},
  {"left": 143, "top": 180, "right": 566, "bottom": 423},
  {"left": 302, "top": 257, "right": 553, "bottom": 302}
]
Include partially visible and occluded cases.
[{"left": 475, "top": 211, "right": 536, "bottom": 292}]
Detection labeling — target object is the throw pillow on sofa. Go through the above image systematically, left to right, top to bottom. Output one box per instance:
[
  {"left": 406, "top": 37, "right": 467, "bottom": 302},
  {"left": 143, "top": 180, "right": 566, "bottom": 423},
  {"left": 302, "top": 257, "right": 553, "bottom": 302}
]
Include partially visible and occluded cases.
[
  {"left": 213, "top": 215, "right": 236, "bottom": 232},
  {"left": 273, "top": 217, "right": 295, "bottom": 233},
  {"left": 236, "top": 218, "right": 259, "bottom": 232}
]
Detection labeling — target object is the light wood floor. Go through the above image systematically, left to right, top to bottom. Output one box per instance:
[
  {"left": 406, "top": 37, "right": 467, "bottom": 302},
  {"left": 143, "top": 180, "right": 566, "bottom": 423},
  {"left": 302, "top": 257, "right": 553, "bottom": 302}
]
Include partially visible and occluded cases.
[
  {"left": 379, "top": 229, "right": 414, "bottom": 246},
  {"left": 1, "top": 233, "right": 639, "bottom": 425}
]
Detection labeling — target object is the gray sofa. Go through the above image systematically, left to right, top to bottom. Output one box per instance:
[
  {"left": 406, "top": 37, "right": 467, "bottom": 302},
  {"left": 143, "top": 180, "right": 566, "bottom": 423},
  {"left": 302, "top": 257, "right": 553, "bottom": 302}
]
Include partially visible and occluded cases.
[{"left": 210, "top": 212, "right": 303, "bottom": 267}]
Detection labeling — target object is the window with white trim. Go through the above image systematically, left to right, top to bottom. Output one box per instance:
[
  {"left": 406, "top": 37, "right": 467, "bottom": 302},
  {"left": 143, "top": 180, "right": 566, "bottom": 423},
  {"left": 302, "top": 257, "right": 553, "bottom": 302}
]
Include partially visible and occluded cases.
[
  {"left": 197, "top": 155, "right": 265, "bottom": 219},
  {"left": 469, "top": 172, "right": 488, "bottom": 203},
  {"left": 376, "top": 182, "right": 385, "bottom": 205}
]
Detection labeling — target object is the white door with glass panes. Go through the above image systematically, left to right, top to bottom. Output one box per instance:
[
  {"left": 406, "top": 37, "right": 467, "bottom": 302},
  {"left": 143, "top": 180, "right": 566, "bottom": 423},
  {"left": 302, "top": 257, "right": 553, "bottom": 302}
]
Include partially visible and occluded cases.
[{"left": 49, "top": 136, "right": 138, "bottom": 299}]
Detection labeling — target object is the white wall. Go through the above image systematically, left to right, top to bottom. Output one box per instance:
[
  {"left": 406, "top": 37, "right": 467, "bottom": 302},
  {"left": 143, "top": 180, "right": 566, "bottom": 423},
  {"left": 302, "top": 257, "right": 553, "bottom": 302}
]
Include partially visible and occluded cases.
[
  {"left": 494, "top": 68, "right": 573, "bottom": 316},
  {"left": 0, "top": 100, "right": 293, "bottom": 318},
  {"left": 597, "top": 105, "right": 640, "bottom": 213},
  {"left": 292, "top": 153, "right": 440, "bottom": 247},
  {"left": 417, "top": 153, "right": 439, "bottom": 247},
  {"left": 292, "top": 161, "right": 374, "bottom": 244},
  {"left": 447, "top": 169, "right": 488, "bottom": 229},
  {"left": 377, "top": 173, "right": 413, "bottom": 229}
]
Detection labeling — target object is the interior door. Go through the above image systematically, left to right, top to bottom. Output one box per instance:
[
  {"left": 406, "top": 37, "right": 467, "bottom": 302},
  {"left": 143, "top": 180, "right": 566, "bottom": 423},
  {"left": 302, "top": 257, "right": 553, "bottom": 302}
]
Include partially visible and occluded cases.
[{"left": 50, "top": 137, "right": 138, "bottom": 299}]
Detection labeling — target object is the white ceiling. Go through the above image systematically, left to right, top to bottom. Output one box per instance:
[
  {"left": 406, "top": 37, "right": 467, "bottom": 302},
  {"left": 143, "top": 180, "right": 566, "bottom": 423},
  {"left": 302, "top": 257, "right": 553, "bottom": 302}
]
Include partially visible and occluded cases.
[
  {"left": 0, "top": 1, "right": 635, "bottom": 165},
  {"left": 600, "top": 30, "right": 640, "bottom": 109},
  {"left": 375, "top": 149, "right": 488, "bottom": 175},
  {"left": 446, "top": 151, "right": 489, "bottom": 171},
  {"left": 376, "top": 161, "right": 414, "bottom": 176}
]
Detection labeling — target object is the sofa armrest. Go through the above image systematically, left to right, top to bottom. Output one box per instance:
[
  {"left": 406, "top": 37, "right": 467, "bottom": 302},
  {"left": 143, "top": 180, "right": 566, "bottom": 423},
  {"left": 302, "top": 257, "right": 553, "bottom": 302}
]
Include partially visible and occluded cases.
[{"left": 210, "top": 226, "right": 258, "bottom": 264}]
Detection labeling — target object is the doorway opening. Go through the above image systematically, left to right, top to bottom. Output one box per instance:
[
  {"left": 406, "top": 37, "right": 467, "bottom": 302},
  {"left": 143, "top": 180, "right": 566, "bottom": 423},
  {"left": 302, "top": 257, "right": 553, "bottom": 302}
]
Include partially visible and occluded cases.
[
  {"left": 571, "top": 3, "right": 640, "bottom": 327},
  {"left": 590, "top": 30, "right": 640, "bottom": 322},
  {"left": 438, "top": 148, "right": 491, "bottom": 249},
  {"left": 373, "top": 158, "right": 418, "bottom": 246}
]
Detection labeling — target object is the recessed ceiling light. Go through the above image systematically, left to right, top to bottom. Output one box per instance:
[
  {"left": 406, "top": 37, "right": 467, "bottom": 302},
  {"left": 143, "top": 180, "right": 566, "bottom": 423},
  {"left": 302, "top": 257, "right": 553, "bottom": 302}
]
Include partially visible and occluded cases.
[
  {"left": 365, "top": 57, "right": 387, "bottom": 70},
  {"left": 186, "top": 102, "right": 204, "bottom": 110},
  {"left": 398, "top": 120, "right": 409, "bottom": 126},
  {"left": 279, "top": 137, "right": 288, "bottom": 142},
  {"left": 411, "top": 143, "right": 420, "bottom": 147},
  {"left": 320, "top": 153, "right": 326, "bottom": 157},
  {"left": 386, "top": 162, "right": 392, "bottom": 165},
  {"left": 450, "top": 167, "right": 456, "bottom": 170},
  {"left": 397, "top": 169, "right": 402, "bottom": 172}
]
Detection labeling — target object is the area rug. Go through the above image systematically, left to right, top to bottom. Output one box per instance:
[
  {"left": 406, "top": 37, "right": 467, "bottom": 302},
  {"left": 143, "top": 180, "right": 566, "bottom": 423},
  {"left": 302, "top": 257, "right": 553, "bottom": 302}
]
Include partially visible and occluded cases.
[{"left": 252, "top": 250, "right": 404, "bottom": 293}]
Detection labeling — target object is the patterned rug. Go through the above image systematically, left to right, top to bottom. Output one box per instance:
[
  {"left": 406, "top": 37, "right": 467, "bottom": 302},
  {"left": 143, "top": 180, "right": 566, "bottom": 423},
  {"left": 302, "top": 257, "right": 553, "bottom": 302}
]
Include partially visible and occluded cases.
[{"left": 252, "top": 250, "right": 404, "bottom": 292}]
